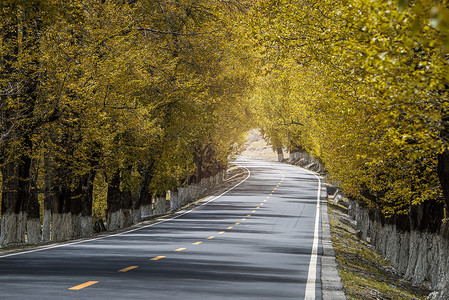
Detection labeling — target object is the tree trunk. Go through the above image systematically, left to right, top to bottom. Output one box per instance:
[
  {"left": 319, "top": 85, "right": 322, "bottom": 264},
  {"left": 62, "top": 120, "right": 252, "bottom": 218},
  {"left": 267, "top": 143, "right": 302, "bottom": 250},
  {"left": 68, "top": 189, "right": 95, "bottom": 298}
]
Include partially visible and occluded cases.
[
  {"left": 0, "top": 7, "right": 42, "bottom": 247},
  {"left": 438, "top": 114, "right": 449, "bottom": 221},
  {"left": 0, "top": 144, "right": 34, "bottom": 247},
  {"left": 277, "top": 147, "right": 284, "bottom": 162},
  {"left": 438, "top": 150, "right": 449, "bottom": 217},
  {"left": 41, "top": 156, "right": 52, "bottom": 242},
  {"left": 0, "top": 161, "right": 26, "bottom": 246},
  {"left": 26, "top": 163, "right": 41, "bottom": 244},
  {"left": 134, "top": 163, "right": 154, "bottom": 222},
  {"left": 107, "top": 170, "right": 121, "bottom": 231},
  {"left": 71, "top": 172, "right": 96, "bottom": 239},
  {"left": 80, "top": 172, "right": 95, "bottom": 237},
  {"left": 140, "top": 176, "right": 152, "bottom": 218},
  {"left": 71, "top": 182, "right": 82, "bottom": 239},
  {"left": 51, "top": 186, "right": 72, "bottom": 242},
  {"left": 120, "top": 189, "right": 133, "bottom": 229},
  {"left": 41, "top": 208, "right": 51, "bottom": 242}
]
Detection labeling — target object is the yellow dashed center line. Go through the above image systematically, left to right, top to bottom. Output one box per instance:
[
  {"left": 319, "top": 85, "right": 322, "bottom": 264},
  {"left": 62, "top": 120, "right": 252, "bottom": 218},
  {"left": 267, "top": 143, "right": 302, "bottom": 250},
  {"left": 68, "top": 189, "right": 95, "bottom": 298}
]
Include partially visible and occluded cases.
[
  {"left": 69, "top": 176, "right": 287, "bottom": 292},
  {"left": 150, "top": 256, "right": 165, "bottom": 261},
  {"left": 118, "top": 266, "right": 138, "bottom": 272},
  {"left": 69, "top": 281, "right": 99, "bottom": 290}
]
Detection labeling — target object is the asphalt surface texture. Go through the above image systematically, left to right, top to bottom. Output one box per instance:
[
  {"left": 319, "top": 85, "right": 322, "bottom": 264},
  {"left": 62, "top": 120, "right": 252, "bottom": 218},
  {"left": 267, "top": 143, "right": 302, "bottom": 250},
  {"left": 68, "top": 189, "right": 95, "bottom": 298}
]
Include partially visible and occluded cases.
[{"left": 0, "top": 157, "right": 324, "bottom": 299}]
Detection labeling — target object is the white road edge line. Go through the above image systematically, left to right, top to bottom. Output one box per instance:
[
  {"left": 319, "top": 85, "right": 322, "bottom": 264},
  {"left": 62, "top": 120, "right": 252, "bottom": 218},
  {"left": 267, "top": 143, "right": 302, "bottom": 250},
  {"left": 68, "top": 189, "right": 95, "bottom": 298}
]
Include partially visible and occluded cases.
[
  {"left": 247, "top": 157, "right": 320, "bottom": 298},
  {"left": 0, "top": 166, "right": 251, "bottom": 259},
  {"left": 303, "top": 169, "right": 322, "bottom": 300}
]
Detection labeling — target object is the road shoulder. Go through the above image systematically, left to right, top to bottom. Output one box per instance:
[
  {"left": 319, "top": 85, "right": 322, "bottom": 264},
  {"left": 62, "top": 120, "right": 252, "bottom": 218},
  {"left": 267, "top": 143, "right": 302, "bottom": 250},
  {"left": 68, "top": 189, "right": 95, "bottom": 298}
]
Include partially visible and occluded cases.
[
  {"left": 277, "top": 161, "right": 347, "bottom": 299},
  {"left": 320, "top": 185, "right": 347, "bottom": 299}
]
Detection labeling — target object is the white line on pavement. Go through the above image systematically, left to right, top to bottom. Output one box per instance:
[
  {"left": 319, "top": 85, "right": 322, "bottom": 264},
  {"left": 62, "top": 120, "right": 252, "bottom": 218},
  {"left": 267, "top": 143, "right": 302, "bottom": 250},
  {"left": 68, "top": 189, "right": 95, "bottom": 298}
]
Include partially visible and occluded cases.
[{"left": 303, "top": 169, "right": 322, "bottom": 300}]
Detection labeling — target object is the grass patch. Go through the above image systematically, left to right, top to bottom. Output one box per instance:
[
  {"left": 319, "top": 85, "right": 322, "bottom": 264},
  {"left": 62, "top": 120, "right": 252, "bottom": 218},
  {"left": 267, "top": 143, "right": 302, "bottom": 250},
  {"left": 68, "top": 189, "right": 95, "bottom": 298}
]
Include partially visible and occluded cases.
[{"left": 328, "top": 201, "right": 430, "bottom": 300}]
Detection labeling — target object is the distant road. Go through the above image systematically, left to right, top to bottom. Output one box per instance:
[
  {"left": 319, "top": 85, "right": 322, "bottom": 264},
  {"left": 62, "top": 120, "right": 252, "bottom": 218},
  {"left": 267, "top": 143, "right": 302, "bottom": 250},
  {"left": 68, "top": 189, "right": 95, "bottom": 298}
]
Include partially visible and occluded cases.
[{"left": 0, "top": 157, "right": 322, "bottom": 299}]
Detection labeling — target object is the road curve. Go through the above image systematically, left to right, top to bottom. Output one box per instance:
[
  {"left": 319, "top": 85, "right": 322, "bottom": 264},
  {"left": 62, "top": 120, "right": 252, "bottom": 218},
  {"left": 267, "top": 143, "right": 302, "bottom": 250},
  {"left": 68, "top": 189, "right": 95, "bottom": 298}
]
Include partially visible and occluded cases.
[{"left": 0, "top": 157, "right": 323, "bottom": 299}]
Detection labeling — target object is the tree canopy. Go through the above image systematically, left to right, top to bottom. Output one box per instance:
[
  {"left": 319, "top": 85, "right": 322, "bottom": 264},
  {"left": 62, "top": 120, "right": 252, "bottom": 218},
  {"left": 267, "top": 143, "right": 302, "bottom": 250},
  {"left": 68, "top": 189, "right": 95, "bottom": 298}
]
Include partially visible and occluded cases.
[
  {"left": 0, "top": 0, "right": 254, "bottom": 246},
  {"left": 2, "top": 0, "right": 449, "bottom": 245},
  {"left": 249, "top": 0, "right": 449, "bottom": 219}
]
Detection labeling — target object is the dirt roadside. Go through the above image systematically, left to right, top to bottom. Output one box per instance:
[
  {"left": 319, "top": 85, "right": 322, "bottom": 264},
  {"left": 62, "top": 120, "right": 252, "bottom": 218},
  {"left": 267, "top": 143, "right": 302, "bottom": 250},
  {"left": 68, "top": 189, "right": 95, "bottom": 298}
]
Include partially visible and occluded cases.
[{"left": 328, "top": 199, "right": 431, "bottom": 300}]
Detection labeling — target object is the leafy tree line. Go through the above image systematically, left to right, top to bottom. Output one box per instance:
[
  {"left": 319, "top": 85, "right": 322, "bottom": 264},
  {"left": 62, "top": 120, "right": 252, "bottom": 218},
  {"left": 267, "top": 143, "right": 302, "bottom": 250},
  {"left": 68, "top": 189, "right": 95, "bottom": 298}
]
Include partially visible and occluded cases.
[
  {"left": 0, "top": 0, "right": 254, "bottom": 247},
  {"left": 249, "top": 0, "right": 449, "bottom": 231}
]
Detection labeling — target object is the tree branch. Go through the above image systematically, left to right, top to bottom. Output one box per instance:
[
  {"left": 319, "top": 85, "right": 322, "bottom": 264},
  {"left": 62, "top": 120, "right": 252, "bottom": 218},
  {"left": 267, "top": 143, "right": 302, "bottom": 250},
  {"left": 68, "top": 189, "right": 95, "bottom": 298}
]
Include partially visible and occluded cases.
[
  {"left": 135, "top": 27, "right": 219, "bottom": 36},
  {"left": 283, "top": 120, "right": 304, "bottom": 126}
]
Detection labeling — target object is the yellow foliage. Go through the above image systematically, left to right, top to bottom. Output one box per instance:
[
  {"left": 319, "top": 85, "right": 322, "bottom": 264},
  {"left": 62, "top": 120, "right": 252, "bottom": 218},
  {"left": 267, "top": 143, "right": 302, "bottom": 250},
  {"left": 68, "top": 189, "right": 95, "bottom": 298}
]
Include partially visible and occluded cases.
[{"left": 248, "top": 0, "right": 448, "bottom": 216}]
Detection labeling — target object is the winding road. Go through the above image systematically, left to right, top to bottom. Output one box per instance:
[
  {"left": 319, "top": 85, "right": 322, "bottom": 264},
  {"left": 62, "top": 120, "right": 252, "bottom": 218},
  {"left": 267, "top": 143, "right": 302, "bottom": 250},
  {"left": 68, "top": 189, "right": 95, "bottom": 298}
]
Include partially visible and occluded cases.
[{"left": 0, "top": 158, "right": 324, "bottom": 299}]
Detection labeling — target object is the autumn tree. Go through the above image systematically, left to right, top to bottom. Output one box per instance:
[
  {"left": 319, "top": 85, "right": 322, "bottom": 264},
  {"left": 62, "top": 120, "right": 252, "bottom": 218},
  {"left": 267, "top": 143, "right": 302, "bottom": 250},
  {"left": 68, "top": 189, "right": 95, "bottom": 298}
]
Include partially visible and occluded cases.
[
  {"left": 0, "top": 0, "right": 254, "bottom": 246},
  {"left": 249, "top": 0, "right": 449, "bottom": 224}
]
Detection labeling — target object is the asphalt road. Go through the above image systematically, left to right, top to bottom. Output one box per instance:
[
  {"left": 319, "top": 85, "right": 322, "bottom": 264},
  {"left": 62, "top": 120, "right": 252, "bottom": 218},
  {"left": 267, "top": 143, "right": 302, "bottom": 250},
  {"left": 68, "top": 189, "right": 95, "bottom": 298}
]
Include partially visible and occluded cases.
[{"left": 0, "top": 157, "right": 323, "bottom": 299}]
